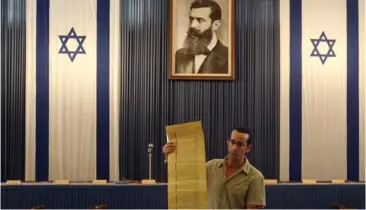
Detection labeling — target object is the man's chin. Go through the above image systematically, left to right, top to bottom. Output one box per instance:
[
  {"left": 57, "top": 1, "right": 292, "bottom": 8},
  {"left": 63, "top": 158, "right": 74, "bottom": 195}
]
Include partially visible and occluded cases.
[{"left": 229, "top": 154, "right": 240, "bottom": 159}]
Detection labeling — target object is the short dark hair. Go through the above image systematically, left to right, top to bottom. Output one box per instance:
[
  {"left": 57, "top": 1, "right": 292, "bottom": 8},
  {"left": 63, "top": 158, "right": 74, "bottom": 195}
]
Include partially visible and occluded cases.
[
  {"left": 190, "top": 0, "right": 222, "bottom": 22},
  {"left": 233, "top": 127, "right": 252, "bottom": 145}
]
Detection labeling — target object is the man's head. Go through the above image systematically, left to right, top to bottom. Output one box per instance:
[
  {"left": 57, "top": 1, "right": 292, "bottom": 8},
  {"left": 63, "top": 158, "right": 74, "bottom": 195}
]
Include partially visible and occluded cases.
[
  {"left": 182, "top": 0, "right": 222, "bottom": 55},
  {"left": 189, "top": 0, "right": 222, "bottom": 33},
  {"left": 227, "top": 127, "right": 252, "bottom": 160}
]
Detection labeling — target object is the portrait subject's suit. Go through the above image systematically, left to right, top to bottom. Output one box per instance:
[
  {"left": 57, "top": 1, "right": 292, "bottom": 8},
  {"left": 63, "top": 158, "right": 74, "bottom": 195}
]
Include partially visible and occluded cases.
[{"left": 175, "top": 40, "right": 228, "bottom": 74}]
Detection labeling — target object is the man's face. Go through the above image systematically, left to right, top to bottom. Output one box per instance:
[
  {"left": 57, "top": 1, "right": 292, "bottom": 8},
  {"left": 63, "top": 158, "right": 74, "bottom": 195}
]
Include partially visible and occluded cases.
[
  {"left": 182, "top": 7, "right": 215, "bottom": 55},
  {"left": 189, "top": 7, "right": 213, "bottom": 33},
  {"left": 227, "top": 130, "right": 252, "bottom": 160}
]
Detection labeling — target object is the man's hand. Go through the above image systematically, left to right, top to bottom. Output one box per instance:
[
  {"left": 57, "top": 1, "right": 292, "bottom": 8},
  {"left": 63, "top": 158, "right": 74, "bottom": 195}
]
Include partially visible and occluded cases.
[{"left": 162, "top": 141, "right": 176, "bottom": 157}]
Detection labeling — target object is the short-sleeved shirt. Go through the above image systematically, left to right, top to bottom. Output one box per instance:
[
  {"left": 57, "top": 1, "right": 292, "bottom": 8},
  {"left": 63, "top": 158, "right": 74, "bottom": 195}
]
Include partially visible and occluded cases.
[{"left": 206, "top": 157, "right": 266, "bottom": 209}]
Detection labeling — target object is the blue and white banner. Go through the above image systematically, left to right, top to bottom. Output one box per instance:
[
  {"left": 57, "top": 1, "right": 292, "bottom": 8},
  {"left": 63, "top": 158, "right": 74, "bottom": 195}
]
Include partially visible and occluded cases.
[
  {"left": 25, "top": 0, "right": 120, "bottom": 181},
  {"left": 280, "top": 0, "right": 365, "bottom": 181}
]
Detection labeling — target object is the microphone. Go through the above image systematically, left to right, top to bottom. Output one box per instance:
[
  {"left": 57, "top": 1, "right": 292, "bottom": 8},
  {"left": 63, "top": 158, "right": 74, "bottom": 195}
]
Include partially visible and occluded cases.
[
  {"left": 147, "top": 143, "right": 154, "bottom": 180},
  {"left": 148, "top": 143, "right": 154, "bottom": 153}
]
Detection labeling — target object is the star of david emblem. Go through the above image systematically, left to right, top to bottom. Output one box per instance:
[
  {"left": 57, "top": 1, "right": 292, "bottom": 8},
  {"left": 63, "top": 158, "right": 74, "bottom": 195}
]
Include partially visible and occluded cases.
[
  {"left": 58, "top": 27, "right": 86, "bottom": 62},
  {"left": 310, "top": 31, "right": 336, "bottom": 65}
]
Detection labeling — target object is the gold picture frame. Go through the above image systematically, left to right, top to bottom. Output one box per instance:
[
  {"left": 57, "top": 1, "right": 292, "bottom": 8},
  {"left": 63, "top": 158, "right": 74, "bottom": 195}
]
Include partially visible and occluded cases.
[{"left": 169, "top": 0, "right": 235, "bottom": 80}]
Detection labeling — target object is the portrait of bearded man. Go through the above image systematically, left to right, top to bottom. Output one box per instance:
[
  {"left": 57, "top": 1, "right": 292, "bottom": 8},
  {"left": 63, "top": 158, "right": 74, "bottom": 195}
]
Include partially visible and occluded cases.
[{"left": 174, "top": 0, "right": 229, "bottom": 74}]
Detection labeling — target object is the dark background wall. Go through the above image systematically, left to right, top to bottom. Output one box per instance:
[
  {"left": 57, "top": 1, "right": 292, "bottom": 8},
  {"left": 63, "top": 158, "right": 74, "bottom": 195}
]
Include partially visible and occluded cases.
[{"left": 119, "top": 0, "right": 280, "bottom": 181}]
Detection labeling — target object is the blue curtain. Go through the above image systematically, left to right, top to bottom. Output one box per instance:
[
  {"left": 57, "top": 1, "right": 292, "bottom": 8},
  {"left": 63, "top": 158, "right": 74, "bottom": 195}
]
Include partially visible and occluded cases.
[
  {"left": 1, "top": 0, "right": 26, "bottom": 182},
  {"left": 119, "top": 0, "right": 280, "bottom": 181}
]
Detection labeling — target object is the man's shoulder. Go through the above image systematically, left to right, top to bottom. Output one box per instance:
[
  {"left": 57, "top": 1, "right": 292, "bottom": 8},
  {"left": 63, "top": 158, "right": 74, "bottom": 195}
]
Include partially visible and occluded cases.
[
  {"left": 212, "top": 40, "right": 228, "bottom": 58},
  {"left": 175, "top": 48, "right": 190, "bottom": 57},
  {"left": 175, "top": 48, "right": 194, "bottom": 64},
  {"left": 175, "top": 48, "right": 184, "bottom": 55},
  {"left": 206, "top": 159, "right": 224, "bottom": 169},
  {"left": 248, "top": 164, "right": 264, "bottom": 179}
]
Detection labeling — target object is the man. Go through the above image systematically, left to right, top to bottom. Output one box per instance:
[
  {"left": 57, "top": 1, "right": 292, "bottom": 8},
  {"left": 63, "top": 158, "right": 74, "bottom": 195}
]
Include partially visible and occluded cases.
[
  {"left": 175, "top": 0, "right": 228, "bottom": 74},
  {"left": 163, "top": 127, "right": 266, "bottom": 209}
]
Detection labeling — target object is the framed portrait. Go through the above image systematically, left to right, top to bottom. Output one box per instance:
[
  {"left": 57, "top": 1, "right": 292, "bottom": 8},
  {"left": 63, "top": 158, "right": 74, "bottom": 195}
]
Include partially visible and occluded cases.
[{"left": 169, "top": 0, "right": 235, "bottom": 80}]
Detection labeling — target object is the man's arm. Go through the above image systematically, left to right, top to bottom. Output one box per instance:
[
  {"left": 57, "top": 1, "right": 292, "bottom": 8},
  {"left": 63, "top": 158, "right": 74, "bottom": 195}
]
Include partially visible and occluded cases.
[
  {"left": 205, "top": 160, "right": 212, "bottom": 178},
  {"left": 245, "top": 175, "right": 266, "bottom": 209}
]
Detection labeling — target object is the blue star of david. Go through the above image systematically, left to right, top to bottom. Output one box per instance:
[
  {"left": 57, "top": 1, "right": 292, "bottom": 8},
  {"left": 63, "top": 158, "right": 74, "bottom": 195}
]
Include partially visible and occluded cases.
[
  {"left": 58, "top": 27, "right": 86, "bottom": 62},
  {"left": 310, "top": 31, "right": 336, "bottom": 65}
]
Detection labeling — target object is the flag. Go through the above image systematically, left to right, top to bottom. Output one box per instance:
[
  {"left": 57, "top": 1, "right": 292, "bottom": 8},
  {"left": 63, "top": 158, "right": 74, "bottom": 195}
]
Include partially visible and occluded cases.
[
  {"left": 25, "top": 0, "right": 120, "bottom": 181},
  {"left": 280, "top": 0, "right": 365, "bottom": 181}
]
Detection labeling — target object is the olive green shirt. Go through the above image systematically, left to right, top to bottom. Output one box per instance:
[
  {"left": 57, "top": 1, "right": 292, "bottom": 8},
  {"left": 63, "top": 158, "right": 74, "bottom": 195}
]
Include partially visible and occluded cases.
[{"left": 206, "top": 157, "right": 266, "bottom": 209}]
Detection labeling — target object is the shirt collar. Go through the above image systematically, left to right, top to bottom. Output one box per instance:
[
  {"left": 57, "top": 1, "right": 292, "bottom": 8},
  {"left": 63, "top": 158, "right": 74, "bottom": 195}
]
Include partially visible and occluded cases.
[
  {"left": 207, "top": 32, "right": 218, "bottom": 52},
  {"left": 218, "top": 156, "right": 251, "bottom": 175}
]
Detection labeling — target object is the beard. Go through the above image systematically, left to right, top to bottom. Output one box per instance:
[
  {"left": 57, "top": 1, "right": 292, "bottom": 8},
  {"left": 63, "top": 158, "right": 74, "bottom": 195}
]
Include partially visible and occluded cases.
[{"left": 181, "top": 27, "right": 213, "bottom": 55}]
